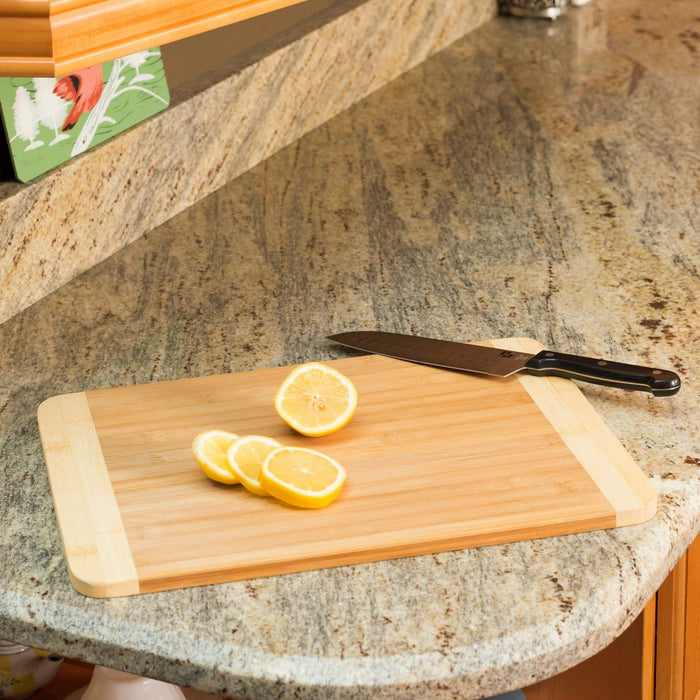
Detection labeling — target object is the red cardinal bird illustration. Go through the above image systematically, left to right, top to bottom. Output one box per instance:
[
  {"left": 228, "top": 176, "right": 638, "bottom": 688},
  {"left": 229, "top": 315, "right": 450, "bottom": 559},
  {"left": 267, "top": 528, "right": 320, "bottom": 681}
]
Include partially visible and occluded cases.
[{"left": 53, "top": 64, "right": 103, "bottom": 131}]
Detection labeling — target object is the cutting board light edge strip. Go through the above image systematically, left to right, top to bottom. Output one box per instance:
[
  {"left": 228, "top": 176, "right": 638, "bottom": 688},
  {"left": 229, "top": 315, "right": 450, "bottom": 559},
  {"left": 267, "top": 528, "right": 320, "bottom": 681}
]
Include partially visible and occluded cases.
[
  {"left": 495, "top": 339, "right": 657, "bottom": 526},
  {"left": 37, "top": 392, "right": 140, "bottom": 598}
]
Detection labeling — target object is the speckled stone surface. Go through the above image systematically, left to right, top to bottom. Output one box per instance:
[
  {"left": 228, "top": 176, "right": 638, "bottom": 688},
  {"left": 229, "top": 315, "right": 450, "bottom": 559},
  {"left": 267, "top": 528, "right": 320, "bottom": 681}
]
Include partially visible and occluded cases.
[
  {"left": 0, "top": 0, "right": 698, "bottom": 698},
  {"left": 0, "top": 0, "right": 495, "bottom": 327}
]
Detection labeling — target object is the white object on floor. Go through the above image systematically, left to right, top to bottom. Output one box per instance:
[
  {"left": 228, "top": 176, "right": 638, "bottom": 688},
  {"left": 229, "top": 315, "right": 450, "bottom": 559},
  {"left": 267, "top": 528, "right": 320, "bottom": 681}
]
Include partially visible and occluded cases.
[
  {"left": 63, "top": 664, "right": 516, "bottom": 700},
  {"left": 65, "top": 665, "right": 186, "bottom": 699}
]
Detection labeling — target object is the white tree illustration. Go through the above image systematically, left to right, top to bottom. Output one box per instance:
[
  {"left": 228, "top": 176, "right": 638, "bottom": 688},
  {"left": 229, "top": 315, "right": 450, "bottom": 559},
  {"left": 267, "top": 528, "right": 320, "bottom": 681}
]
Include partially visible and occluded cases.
[
  {"left": 123, "top": 50, "right": 157, "bottom": 84},
  {"left": 71, "top": 56, "right": 167, "bottom": 157},
  {"left": 33, "top": 78, "right": 71, "bottom": 145},
  {"left": 12, "top": 86, "right": 44, "bottom": 151}
]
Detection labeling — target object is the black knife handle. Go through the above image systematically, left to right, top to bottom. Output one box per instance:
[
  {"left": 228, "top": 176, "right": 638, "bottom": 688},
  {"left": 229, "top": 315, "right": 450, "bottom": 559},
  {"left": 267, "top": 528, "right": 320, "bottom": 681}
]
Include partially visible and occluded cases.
[{"left": 524, "top": 350, "right": 681, "bottom": 396}]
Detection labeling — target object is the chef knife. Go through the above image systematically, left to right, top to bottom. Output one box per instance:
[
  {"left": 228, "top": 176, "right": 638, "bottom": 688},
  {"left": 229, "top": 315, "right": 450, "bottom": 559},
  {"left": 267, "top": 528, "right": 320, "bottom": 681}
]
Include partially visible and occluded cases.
[{"left": 327, "top": 331, "right": 681, "bottom": 396}]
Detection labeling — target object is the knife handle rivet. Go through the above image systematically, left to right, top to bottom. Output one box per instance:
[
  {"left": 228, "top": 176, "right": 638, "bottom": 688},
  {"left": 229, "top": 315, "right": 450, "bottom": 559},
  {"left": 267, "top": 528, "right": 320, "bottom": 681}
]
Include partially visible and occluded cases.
[
  {"left": 545, "top": 352, "right": 554, "bottom": 357},
  {"left": 597, "top": 360, "right": 607, "bottom": 366},
  {"left": 652, "top": 370, "right": 662, "bottom": 375}
]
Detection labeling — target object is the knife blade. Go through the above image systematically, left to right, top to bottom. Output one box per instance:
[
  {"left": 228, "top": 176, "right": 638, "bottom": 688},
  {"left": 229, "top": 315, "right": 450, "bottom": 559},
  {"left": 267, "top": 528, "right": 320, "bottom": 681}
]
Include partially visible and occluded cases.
[{"left": 327, "top": 331, "right": 681, "bottom": 396}]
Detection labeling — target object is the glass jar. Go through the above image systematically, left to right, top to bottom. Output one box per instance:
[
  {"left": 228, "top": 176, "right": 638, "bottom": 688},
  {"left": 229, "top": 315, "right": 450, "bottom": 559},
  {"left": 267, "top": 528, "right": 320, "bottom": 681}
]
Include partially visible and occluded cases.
[
  {"left": 500, "top": 0, "right": 570, "bottom": 19},
  {"left": 0, "top": 640, "right": 63, "bottom": 699}
]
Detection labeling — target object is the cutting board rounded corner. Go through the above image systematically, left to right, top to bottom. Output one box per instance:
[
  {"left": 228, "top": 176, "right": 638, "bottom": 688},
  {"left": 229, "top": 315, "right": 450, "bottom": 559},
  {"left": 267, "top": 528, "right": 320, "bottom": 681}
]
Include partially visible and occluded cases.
[
  {"left": 37, "top": 391, "right": 81, "bottom": 425},
  {"left": 616, "top": 484, "right": 657, "bottom": 528},
  {"left": 640, "top": 492, "right": 658, "bottom": 523},
  {"left": 66, "top": 563, "right": 140, "bottom": 599}
]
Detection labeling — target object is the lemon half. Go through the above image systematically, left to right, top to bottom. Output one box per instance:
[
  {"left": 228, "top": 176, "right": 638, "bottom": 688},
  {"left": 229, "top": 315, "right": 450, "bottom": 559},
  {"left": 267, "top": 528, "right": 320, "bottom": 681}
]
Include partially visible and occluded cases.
[{"left": 274, "top": 362, "right": 357, "bottom": 437}]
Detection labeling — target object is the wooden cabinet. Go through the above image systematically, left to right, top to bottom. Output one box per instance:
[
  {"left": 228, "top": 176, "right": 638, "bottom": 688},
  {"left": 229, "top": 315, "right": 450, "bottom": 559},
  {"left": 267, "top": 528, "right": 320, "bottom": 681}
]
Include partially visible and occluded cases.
[
  {"left": 0, "top": 0, "right": 312, "bottom": 76},
  {"left": 525, "top": 536, "right": 700, "bottom": 700},
  {"left": 655, "top": 537, "right": 700, "bottom": 700},
  {"left": 524, "top": 598, "right": 656, "bottom": 700}
]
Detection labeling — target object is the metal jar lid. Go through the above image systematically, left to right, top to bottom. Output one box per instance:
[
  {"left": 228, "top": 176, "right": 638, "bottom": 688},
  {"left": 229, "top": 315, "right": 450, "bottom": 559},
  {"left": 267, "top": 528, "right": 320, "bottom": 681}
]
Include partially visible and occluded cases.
[
  {"left": 500, "top": 0, "right": 571, "bottom": 19},
  {"left": 0, "top": 641, "right": 32, "bottom": 655}
]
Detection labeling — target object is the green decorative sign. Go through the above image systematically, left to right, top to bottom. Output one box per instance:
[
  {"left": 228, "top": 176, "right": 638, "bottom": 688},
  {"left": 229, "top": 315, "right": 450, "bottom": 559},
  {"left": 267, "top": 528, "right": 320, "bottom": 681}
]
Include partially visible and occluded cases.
[{"left": 0, "top": 49, "right": 169, "bottom": 182}]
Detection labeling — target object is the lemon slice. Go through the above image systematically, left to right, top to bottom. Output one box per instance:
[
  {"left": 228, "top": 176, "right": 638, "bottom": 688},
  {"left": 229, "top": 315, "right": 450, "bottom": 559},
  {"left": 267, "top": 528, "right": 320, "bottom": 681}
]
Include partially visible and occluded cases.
[
  {"left": 274, "top": 362, "right": 358, "bottom": 437},
  {"left": 192, "top": 430, "right": 239, "bottom": 484},
  {"left": 226, "top": 435, "right": 282, "bottom": 496},
  {"left": 260, "top": 446, "right": 346, "bottom": 508}
]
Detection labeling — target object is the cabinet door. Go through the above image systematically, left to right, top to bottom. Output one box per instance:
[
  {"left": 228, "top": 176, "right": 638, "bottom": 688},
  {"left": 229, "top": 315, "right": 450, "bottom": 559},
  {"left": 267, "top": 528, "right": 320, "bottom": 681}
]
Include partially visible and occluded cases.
[
  {"left": 656, "top": 536, "right": 700, "bottom": 700},
  {"left": 524, "top": 596, "right": 656, "bottom": 700}
]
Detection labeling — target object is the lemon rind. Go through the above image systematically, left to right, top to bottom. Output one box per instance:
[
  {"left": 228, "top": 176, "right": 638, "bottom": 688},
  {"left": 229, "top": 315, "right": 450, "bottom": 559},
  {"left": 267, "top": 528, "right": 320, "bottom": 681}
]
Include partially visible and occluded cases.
[
  {"left": 274, "top": 362, "right": 358, "bottom": 437},
  {"left": 192, "top": 430, "right": 240, "bottom": 484},
  {"left": 226, "top": 435, "right": 281, "bottom": 496},
  {"left": 260, "top": 447, "right": 346, "bottom": 506},
  {"left": 194, "top": 457, "right": 239, "bottom": 484}
]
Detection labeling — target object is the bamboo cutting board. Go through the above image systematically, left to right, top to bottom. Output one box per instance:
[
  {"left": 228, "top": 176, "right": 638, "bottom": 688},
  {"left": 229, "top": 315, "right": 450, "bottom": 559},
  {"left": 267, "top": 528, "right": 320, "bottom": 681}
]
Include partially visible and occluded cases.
[{"left": 37, "top": 338, "right": 656, "bottom": 598}]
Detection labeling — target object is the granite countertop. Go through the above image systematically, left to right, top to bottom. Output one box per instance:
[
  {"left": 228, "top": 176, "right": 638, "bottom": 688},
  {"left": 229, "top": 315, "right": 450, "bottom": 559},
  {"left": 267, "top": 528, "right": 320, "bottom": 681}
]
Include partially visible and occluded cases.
[{"left": 1, "top": 0, "right": 698, "bottom": 698}]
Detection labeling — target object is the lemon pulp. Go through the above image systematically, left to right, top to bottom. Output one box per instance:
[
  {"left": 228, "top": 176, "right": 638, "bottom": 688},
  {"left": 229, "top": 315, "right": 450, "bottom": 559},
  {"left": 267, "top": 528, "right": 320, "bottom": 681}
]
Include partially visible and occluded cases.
[
  {"left": 274, "top": 362, "right": 357, "bottom": 437},
  {"left": 192, "top": 430, "right": 239, "bottom": 484},
  {"left": 226, "top": 435, "right": 281, "bottom": 496},
  {"left": 260, "top": 446, "right": 346, "bottom": 508}
]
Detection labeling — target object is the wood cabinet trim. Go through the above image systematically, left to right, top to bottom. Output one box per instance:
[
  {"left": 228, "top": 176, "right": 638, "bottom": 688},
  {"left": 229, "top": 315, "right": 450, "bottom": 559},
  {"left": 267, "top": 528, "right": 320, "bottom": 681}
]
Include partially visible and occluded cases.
[
  {"left": 0, "top": 0, "right": 311, "bottom": 76},
  {"left": 0, "top": 1, "right": 50, "bottom": 17},
  {"left": 654, "top": 538, "right": 700, "bottom": 700},
  {"left": 656, "top": 553, "right": 687, "bottom": 700},
  {"left": 642, "top": 595, "right": 657, "bottom": 700}
]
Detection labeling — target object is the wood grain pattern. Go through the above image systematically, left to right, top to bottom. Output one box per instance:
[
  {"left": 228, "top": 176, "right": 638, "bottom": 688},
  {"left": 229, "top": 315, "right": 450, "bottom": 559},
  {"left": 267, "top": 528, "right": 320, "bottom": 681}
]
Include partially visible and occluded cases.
[
  {"left": 0, "top": 0, "right": 311, "bottom": 76},
  {"left": 496, "top": 339, "right": 657, "bottom": 526},
  {"left": 37, "top": 340, "right": 656, "bottom": 598},
  {"left": 37, "top": 392, "right": 139, "bottom": 597},
  {"left": 654, "top": 536, "right": 700, "bottom": 700},
  {"left": 683, "top": 538, "right": 700, "bottom": 700},
  {"left": 656, "top": 552, "right": 688, "bottom": 700},
  {"left": 642, "top": 594, "right": 657, "bottom": 700},
  {"left": 523, "top": 598, "right": 655, "bottom": 700}
]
